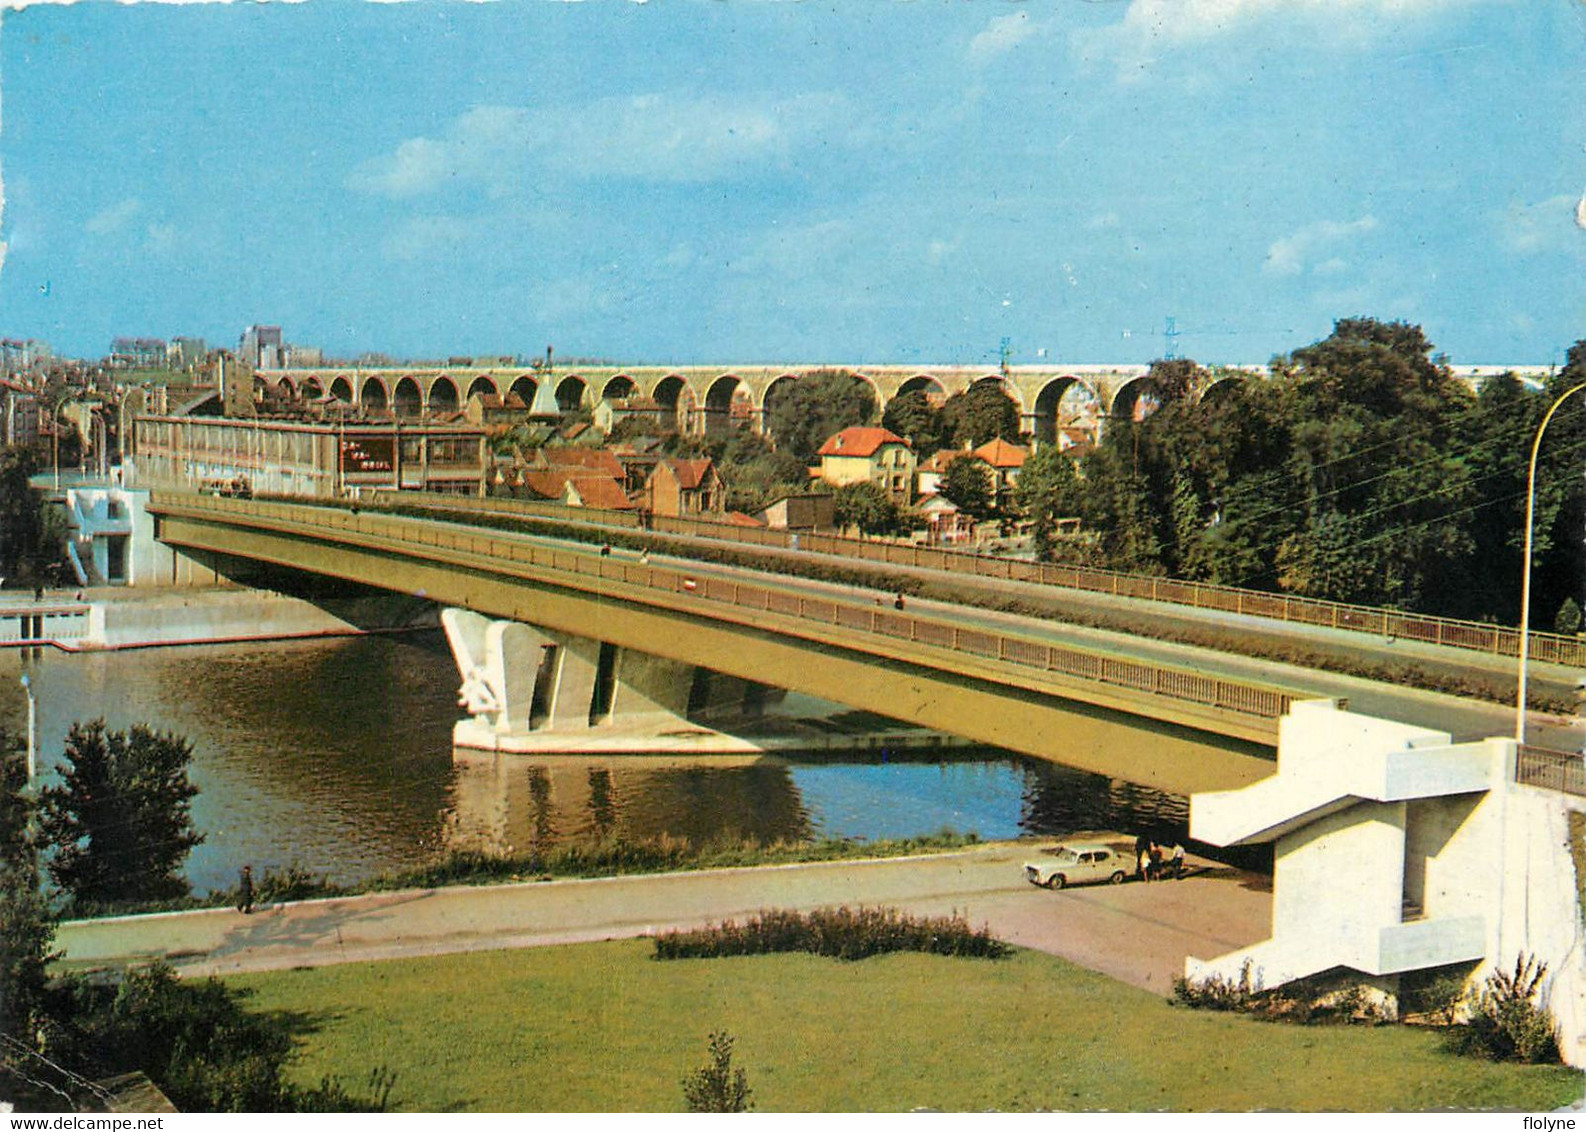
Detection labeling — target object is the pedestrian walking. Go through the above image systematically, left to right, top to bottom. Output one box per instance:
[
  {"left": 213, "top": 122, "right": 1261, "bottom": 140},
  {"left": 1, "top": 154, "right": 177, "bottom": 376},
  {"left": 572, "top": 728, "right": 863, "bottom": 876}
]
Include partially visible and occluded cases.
[
  {"left": 893, "top": 592, "right": 906, "bottom": 610},
  {"left": 1149, "top": 842, "right": 1164, "bottom": 881},
  {"left": 1171, "top": 842, "right": 1186, "bottom": 880},
  {"left": 1138, "top": 846, "right": 1152, "bottom": 883},
  {"left": 237, "top": 865, "right": 255, "bottom": 914}
]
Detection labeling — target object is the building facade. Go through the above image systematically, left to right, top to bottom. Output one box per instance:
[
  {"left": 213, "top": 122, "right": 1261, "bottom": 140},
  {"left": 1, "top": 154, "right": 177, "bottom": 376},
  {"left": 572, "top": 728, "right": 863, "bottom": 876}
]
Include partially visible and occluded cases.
[
  {"left": 134, "top": 414, "right": 488, "bottom": 498},
  {"left": 816, "top": 426, "right": 916, "bottom": 504}
]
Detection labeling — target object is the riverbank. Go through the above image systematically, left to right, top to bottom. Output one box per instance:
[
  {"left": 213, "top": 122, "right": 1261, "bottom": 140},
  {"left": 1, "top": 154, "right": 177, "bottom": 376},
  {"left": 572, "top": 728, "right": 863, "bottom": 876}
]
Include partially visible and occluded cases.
[
  {"left": 0, "top": 585, "right": 436, "bottom": 650},
  {"left": 54, "top": 840, "right": 1578, "bottom": 1110},
  {"left": 55, "top": 840, "right": 1259, "bottom": 994}
]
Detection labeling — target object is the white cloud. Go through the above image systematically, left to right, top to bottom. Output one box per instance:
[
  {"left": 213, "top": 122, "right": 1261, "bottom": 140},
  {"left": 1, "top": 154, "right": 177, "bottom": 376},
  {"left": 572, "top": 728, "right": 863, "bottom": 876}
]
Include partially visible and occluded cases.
[
  {"left": 1074, "top": 0, "right": 1503, "bottom": 78},
  {"left": 969, "top": 10, "right": 1039, "bottom": 64},
  {"left": 349, "top": 92, "right": 856, "bottom": 198},
  {"left": 1500, "top": 194, "right": 1583, "bottom": 254},
  {"left": 85, "top": 198, "right": 141, "bottom": 235},
  {"left": 381, "top": 215, "right": 478, "bottom": 262},
  {"left": 1263, "top": 216, "right": 1378, "bottom": 276},
  {"left": 733, "top": 217, "right": 859, "bottom": 278},
  {"left": 145, "top": 223, "right": 179, "bottom": 254}
]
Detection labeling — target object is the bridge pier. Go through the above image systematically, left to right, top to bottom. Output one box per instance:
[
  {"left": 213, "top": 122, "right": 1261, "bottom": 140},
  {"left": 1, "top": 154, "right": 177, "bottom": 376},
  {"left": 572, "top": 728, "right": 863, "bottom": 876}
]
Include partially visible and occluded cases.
[
  {"left": 441, "top": 607, "right": 772, "bottom": 753},
  {"left": 1186, "top": 700, "right": 1586, "bottom": 1063}
]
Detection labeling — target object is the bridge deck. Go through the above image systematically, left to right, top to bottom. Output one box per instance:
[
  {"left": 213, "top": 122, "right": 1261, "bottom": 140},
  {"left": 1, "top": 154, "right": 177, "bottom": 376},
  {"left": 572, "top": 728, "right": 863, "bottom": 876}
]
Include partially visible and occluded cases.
[{"left": 149, "top": 493, "right": 1296, "bottom": 795}]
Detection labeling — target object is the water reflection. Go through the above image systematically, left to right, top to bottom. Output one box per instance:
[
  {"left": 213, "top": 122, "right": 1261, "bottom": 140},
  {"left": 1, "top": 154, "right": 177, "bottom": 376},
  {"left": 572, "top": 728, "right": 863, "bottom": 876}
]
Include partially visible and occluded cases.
[
  {"left": 0, "top": 631, "right": 1209, "bottom": 896},
  {"left": 446, "top": 753, "right": 812, "bottom": 855}
]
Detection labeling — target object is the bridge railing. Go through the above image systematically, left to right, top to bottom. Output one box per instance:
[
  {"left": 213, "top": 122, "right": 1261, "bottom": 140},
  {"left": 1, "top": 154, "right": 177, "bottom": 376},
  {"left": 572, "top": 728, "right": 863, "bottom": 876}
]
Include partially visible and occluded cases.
[
  {"left": 362, "top": 490, "right": 1586, "bottom": 670},
  {"left": 156, "top": 492, "right": 1302, "bottom": 728},
  {"left": 0, "top": 601, "right": 92, "bottom": 649},
  {"left": 1516, "top": 745, "right": 1586, "bottom": 796}
]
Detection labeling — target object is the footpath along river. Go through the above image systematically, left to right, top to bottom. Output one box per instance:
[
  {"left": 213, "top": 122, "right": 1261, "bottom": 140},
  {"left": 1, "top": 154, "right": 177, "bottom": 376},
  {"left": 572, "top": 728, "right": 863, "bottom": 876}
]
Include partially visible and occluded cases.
[{"left": 0, "top": 630, "right": 1196, "bottom": 896}]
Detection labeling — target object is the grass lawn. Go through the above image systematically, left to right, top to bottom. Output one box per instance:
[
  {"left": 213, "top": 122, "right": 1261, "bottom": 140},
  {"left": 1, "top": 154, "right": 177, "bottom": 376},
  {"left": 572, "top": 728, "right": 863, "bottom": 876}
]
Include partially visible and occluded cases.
[{"left": 228, "top": 940, "right": 1583, "bottom": 1112}]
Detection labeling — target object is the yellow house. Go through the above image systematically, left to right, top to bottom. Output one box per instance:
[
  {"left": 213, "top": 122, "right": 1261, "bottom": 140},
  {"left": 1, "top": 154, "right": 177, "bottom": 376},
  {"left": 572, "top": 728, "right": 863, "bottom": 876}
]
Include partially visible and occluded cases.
[{"left": 816, "top": 426, "right": 915, "bottom": 504}]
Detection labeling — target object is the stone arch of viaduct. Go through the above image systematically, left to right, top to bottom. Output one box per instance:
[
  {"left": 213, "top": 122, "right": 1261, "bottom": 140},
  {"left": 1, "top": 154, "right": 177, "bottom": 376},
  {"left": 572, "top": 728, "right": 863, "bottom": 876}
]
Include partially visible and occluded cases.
[{"left": 258, "top": 363, "right": 1268, "bottom": 444}]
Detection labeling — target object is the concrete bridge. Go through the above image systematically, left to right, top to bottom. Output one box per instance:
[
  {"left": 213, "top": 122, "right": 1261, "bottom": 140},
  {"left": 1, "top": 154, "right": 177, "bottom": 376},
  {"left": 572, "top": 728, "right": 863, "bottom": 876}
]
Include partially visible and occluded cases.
[
  {"left": 255, "top": 362, "right": 1554, "bottom": 444},
  {"left": 144, "top": 490, "right": 1586, "bottom": 1062},
  {"left": 146, "top": 491, "right": 1290, "bottom": 796}
]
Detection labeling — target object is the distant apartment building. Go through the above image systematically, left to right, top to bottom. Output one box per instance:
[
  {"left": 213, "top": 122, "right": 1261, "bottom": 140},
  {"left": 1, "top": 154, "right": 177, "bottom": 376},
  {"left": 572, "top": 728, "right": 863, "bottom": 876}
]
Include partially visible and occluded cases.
[
  {"left": 239, "top": 325, "right": 284, "bottom": 369},
  {"left": 110, "top": 337, "right": 169, "bottom": 369},
  {"left": 168, "top": 337, "right": 208, "bottom": 371},
  {"left": 0, "top": 338, "right": 51, "bottom": 375},
  {"left": 282, "top": 344, "right": 323, "bottom": 368},
  {"left": 0, "top": 379, "right": 40, "bottom": 446}
]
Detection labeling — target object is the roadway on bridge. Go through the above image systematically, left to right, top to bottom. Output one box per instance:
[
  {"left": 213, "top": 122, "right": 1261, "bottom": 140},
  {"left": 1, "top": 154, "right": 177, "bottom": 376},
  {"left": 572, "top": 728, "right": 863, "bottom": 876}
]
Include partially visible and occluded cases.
[
  {"left": 158, "top": 495, "right": 1583, "bottom": 758},
  {"left": 464, "top": 501, "right": 1586, "bottom": 707},
  {"left": 633, "top": 543, "right": 1584, "bottom": 756},
  {"left": 55, "top": 843, "right": 1271, "bottom": 996}
]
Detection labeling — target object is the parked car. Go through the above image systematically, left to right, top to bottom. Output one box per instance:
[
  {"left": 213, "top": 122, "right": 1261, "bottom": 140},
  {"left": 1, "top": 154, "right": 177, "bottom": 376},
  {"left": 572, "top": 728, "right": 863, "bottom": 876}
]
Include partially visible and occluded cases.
[{"left": 1023, "top": 843, "right": 1129, "bottom": 889}]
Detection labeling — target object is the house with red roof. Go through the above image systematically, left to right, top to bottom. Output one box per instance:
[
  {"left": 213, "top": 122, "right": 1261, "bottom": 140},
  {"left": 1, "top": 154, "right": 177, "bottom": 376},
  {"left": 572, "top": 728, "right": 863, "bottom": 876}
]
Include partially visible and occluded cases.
[
  {"left": 816, "top": 426, "right": 915, "bottom": 504},
  {"left": 972, "top": 437, "right": 1028, "bottom": 511},
  {"left": 646, "top": 457, "right": 725, "bottom": 518},
  {"left": 519, "top": 468, "right": 636, "bottom": 511}
]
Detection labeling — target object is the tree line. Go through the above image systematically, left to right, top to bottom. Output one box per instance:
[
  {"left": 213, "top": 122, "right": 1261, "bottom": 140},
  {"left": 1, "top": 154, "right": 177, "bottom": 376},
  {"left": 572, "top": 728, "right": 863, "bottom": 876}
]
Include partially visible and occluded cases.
[{"left": 1029, "top": 320, "right": 1586, "bottom": 630}]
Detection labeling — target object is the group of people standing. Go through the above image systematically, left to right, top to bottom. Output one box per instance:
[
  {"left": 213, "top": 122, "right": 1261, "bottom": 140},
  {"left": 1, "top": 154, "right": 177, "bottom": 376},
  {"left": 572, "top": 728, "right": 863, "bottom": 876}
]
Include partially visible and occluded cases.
[{"left": 1134, "top": 836, "right": 1186, "bottom": 882}]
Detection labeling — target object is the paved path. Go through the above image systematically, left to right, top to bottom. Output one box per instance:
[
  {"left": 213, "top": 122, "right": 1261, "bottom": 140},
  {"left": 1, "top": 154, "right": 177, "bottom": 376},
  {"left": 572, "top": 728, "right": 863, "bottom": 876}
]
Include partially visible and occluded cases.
[{"left": 55, "top": 843, "right": 1272, "bottom": 996}]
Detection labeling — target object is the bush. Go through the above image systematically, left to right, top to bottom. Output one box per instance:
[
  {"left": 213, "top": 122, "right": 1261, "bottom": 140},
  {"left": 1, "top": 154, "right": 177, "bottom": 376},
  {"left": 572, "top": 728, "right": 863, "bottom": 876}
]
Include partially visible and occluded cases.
[
  {"left": 1556, "top": 598, "right": 1584, "bottom": 637},
  {"left": 653, "top": 906, "right": 1010, "bottom": 962},
  {"left": 1444, "top": 954, "right": 1560, "bottom": 1063},
  {"left": 1171, "top": 961, "right": 1259, "bottom": 1012},
  {"left": 38, "top": 963, "right": 394, "bottom": 1112},
  {"left": 1172, "top": 964, "right": 1389, "bottom": 1025},
  {"left": 681, "top": 1031, "right": 752, "bottom": 1113}
]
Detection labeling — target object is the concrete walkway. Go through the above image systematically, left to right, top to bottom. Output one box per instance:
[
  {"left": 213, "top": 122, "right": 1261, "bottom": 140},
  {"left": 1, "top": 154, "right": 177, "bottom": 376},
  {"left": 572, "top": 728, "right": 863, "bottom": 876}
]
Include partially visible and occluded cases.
[{"left": 55, "top": 842, "right": 1273, "bottom": 996}]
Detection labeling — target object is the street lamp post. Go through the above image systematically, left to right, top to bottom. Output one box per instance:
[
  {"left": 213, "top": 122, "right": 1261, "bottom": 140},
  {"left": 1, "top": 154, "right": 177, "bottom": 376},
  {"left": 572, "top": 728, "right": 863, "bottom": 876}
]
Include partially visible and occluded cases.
[
  {"left": 1516, "top": 380, "right": 1586, "bottom": 745},
  {"left": 18, "top": 672, "right": 36, "bottom": 787}
]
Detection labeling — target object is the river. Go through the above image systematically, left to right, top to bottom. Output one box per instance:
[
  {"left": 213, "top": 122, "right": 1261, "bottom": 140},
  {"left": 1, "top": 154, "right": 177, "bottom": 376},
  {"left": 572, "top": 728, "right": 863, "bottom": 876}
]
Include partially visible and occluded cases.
[{"left": 0, "top": 631, "right": 1192, "bottom": 896}]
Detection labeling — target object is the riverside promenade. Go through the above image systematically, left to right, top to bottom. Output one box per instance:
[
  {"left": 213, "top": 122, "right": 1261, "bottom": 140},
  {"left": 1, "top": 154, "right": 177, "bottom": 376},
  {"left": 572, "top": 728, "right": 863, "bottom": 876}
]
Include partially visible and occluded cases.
[{"left": 55, "top": 842, "right": 1272, "bottom": 995}]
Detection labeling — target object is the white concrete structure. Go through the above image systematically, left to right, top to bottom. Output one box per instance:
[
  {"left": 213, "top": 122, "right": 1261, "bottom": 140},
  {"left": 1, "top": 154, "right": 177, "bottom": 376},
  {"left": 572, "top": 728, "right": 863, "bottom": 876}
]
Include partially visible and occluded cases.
[
  {"left": 441, "top": 607, "right": 757, "bottom": 754},
  {"left": 1187, "top": 699, "right": 1586, "bottom": 1065}
]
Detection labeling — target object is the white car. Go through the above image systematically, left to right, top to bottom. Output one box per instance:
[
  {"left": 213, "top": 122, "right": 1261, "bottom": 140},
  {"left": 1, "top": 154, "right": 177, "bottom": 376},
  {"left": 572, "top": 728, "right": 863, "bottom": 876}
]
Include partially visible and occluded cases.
[{"left": 1023, "top": 843, "right": 1130, "bottom": 889}]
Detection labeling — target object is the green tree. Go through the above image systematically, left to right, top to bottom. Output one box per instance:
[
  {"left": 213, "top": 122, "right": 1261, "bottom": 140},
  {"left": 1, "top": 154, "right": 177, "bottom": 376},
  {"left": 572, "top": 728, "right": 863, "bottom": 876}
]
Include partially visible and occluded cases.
[
  {"left": 1144, "top": 358, "right": 1206, "bottom": 405},
  {"left": 763, "top": 370, "right": 876, "bottom": 464},
  {"left": 942, "top": 381, "right": 1021, "bottom": 448},
  {"left": 881, "top": 391, "right": 949, "bottom": 457},
  {"left": 712, "top": 431, "right": 808, "bottom": 513},
  {"left": 0, "top": 446, "right": 43, "bottom": 582},
  {"left": 1014, "top": 446, "right": 1082, "bottom": 560},
  {"left": 939, "top": 455, "right": 995, "bottom": 520},
  {"left": 832, "top": 481, "right": 901, "bottom": 537},
  {"left": 40, "top": 721, "right": 204, "bottom": 909},
  {"left": 0, "top": 727, "right": 55, "bottom": 1053},
  {"left": 681, "top": 1031, "right": 752, "bottom": 1113}
]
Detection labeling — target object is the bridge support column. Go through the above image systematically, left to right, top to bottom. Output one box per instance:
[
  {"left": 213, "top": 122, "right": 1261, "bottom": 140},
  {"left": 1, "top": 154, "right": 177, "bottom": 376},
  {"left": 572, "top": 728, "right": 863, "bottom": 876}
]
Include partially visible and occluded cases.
[
  {"left": 441, "top": 607, "right": 766, "bottom": 754},
  {"left": 1185, "top": 700, "right": 1586, "bottom": 1061}
]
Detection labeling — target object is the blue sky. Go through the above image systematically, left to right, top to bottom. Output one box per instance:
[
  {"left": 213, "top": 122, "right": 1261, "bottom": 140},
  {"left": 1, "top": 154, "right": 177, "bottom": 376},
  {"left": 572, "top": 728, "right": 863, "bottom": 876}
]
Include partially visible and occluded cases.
[{"left": 2, "top": 0, "right": 1585, "bottom": 367}]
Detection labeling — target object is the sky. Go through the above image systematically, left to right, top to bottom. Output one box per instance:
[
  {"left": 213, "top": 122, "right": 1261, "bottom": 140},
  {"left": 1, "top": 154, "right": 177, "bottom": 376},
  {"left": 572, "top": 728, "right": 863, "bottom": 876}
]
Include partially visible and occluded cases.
[{"left": 2, "top": 0, "right": 1585, "bottom": 369}]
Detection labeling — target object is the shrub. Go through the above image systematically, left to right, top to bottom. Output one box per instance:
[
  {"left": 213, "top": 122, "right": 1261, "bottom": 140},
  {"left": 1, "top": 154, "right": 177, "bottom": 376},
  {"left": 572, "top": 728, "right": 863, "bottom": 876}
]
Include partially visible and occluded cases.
[
  {"left": 1556, "top": 597, "right": 1584, "bottom": 637},
  {"left": 653, "top": 906, "right": 1010, "bottom": 962},
  {"left": 1444, "top": 954, "right": 1561, "bottom": 1064},
  {"left": 1171, "top": 961, "right": 1259, "bottom": 1012},
  {"left": 39, "top": 963, "right": 394, "bottom": 1112},
  {"left": 1172, "top": 965, "right": 1389, "bottom": 1025},
  {"left": 681, "top": 1031, "right": 752, "bottom": 1113}
]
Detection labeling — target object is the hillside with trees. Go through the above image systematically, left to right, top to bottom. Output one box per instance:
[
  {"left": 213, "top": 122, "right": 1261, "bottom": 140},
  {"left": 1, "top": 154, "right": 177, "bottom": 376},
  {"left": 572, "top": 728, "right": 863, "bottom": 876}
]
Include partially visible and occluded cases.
[{"left": 1034, "top": 319, "right": 1586, "bottom": 629}]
